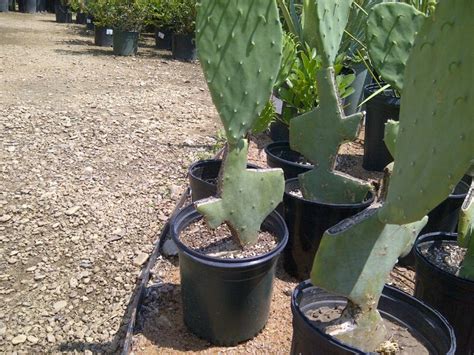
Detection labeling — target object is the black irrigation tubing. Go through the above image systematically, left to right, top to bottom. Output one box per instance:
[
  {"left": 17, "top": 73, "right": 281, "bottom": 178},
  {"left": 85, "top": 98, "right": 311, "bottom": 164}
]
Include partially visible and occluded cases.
[{"left": 121, "top": 146, "right": 225, "bottom": 355}]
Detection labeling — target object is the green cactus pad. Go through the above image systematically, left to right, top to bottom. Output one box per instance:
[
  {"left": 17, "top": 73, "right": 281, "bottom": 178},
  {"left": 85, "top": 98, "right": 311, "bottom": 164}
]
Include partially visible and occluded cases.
[
  {"left": 197, "top": 0, "right": 283, "bottom": 145},
  {"left": 303, "top": 0, "right": 352, "bottom": 66},
  {"left": 379, "top": 0, "right": 474, "bottom": 225},
  {"left": 366, "top": 3, "right": 425, "bottom": 92},
  {"left": 290, "top": 67, "right": 371, "bottom": 204},
  {"left": 383, "top": 120, "right": 399, "bottom": 158},
  {"left": 195, "top": 139, "right": 284, "bottom": 245},
  {"left": 458, "top": 183, "right": 474, "bottom": 280},
  {"left": 311, "top": 206, "right": 427, "bottom": 350}
]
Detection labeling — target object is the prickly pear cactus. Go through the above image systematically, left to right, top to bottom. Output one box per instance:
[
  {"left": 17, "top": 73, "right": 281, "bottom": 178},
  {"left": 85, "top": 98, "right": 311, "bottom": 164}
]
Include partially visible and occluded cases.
[
  {"left": 195, "top": 0, "right": 284, "bottom": 245},
  {"left": 290, "top": 0, "right": 372, "bottom": 204},
  {"left": 311, "top": 0, "right": 473, "bottom": 350},
  {"left": 366, "top": 3, "right": 426, "bottom": 92},
  {"left": 458, "top": 182, "right": 474, "bottom": 281}
]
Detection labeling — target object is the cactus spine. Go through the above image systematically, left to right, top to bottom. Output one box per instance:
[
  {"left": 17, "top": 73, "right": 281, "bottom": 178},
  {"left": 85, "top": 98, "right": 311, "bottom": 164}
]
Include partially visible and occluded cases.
[
  {"left": 195, "top": 0, "right": 284, "bottom": 245},
  {"left": 290, "top": 0, "right": 372, "bottom": 204},
  {"left": 311, "top": 0, "right": 473, "bottom": 350}
]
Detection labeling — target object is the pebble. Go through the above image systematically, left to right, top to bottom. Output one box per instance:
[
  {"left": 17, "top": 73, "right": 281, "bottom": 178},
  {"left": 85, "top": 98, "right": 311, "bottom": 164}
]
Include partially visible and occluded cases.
[
  {"left": 65, "top": 206, "right": 81, "bottom": 216},
  {"left": 0, "top": 214, "right": 12, "bottom": 223},
  {"left": 162, "top": 239, "right": 178, "bottom": 256},
  {"left": 133, "top": 253, "right": 149, "bottom": 267},
  {"left": 69, "top": 277, "right": 78, "bottom": 288},
  {"left": 53, "top": 300, "right": 67, "bottom": 312},
  {"left": 12, "top": 334, "right": 27, "bottom": 345},
  {"left": 47, "top": 334, "right": 56, "bottom": 343},
  {"left": 27, "top": 335, "right": 39, "bottom": 344}
]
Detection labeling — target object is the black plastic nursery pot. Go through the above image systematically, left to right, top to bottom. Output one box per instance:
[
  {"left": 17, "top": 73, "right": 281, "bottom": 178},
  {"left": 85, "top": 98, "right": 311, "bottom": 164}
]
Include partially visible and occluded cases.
[
  {"left": 0, "top": 0, "right": 8, "bottom": 12},
  {"left": 8, "top": 0, "right": 14, "bottom": 11},
  {"left": 21, "top": 0, "right": 35, "bottom": 12},
  {"left": 36, "top": 0, "right": 46, "bottom": 11},
  {"left": 54, "top": 1, "right": 71, "bottom": 23},
  {"left": 75, "top": 11, "right": 86, "bottom": 24},
  {"left": 85, "top": 15, "right": 94, "bottom": 30},
  {"left": 94, "top": 27, "right": 113, "bottom": 47},
  {"left": 154, "top": 27, "right": 172, "bottom": 50},
  {"left": 113, "top": 30, "right": 139, "bottom": 56},
  {"left": 172, "top": 34, "right": 197, "bottom": 62},
  {"left": 342, "top": 63, "right": 371, "bottom": 116},
  {"left": 362, "top": 83, "right": 400, "bottom": 172},
  {"left": 269, "top": 120, "right": 289, "bottom": 142},
  {"left": 265, "top": 141, "right": 313, "bottom": 180},
  {"left": 188, "top": 159, "right": 260, "bottom": 202},
  {"left": 283, "top": 179, "right": 374, "bottom": 280},
  {"left": 398, "top": 179, "right": 470, "bottom": 268},
  {"left": 170, "top": 204, "right": 289, "bottom": 345},
  {"left": 414, "top": 233, "right": 474, "bottom": 354},
  {"left": 291, "top": 280, "right": 456, "bottom": 354}
]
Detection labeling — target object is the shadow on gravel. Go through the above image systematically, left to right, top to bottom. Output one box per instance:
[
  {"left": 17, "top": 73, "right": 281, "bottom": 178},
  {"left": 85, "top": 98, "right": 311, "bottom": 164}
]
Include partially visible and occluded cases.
[
  {"left": 57, "top": 39, "right": 93, "bottom": 46},
  {"left": 54, "top": 48, "right": 112, "bottom": 57}
]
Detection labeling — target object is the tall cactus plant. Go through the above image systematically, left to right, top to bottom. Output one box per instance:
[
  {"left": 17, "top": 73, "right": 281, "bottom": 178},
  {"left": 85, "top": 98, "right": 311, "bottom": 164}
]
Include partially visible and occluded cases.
[
  {"left": 195, "top": 0, "right": 284, "bottom": 246},
  {"left": 289, "top": 0, "right": 372, "bottom": 204},
  {"left": 310, "top": 0, "right": 473, "bottom": 350}
]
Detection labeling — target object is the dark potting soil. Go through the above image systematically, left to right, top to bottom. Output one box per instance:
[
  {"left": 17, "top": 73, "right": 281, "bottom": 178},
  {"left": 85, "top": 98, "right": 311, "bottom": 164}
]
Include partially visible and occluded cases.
[
  {"left": 180, "top": 219, "right": 277, "bottom": 259},
  {"left": 421, "top": 240, "right": 466, "bottom": 276},
  {"left": 305, "top": 306, "right": 429, "bottom": 355}
]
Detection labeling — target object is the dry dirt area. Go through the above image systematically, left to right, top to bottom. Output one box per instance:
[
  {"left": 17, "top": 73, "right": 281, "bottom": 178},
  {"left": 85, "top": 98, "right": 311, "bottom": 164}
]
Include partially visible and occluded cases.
[{"left": 0, "top": 12, "right": 415, "bottom": 355}]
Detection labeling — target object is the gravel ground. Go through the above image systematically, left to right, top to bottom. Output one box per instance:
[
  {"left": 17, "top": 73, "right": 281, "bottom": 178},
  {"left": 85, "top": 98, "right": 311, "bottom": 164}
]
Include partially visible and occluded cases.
[{"left": 0, "top": 12, "right": 219, "bottom": 353}]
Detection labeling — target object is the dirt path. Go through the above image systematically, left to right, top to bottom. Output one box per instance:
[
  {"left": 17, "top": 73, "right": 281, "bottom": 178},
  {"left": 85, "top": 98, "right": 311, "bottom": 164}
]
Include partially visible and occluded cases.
[{"left": 0, "top": 12, "right": 219, "bottom": 353}]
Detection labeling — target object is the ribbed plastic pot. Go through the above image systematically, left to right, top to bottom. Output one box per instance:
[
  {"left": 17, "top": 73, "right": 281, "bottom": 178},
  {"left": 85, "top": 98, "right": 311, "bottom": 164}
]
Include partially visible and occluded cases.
[
  {"left": 0, "top": 0, "right": 8, "bottom": 12},
  {"left": 8, "top": 0, "right": 14, "bottom": 11},
  {"left": 21, "top": 0, "right": 35, "bottom": 12},
  {"left": 36, "top": 0, "right": 46, "bottom": 11},
  {"left": 54, "top": 1, "right": 71, "bottom": 23},
  {"left": 75, "top": 11, "right": 86, "bottom": 24},
  {"left": 85, "top": 15, "right": 94, "bottom": 30},
  {"left": 94, "top": 27, "right": 113, "bottom": 47},
  {"left": 154, "top": 28, "right": 172, "bottom": 50},
  {"left": 113, "top": 30, "right": 139, "bottom": 56},
  {"left": 172, "top": 34, "right": 196, "bottom": 62},
  {"left": 342, "top": 63, "right": 371, "bottom": 116},
  {"left": 362, "top": 83, "right": 400, "bottom": 172},
  {"left": 269, "top": 120, "right": 290, "bottom": 142},
  {"left": 265, "top": 141, "right": 313, "bottom": 180},
  {"left": 188, "top": 159, "right": 260, "bottom": 202},
  {"left": 283, "top": 178, "right": 374, "bottom": 280},
  {"left": 398, "top": 180, "right": 470, "bottom": 267},
  {"left": 170, "top": 204, "right": 288, "bottom": 345},
  {"left": 414, "top": 233, "right": 474, "bottom": 354},
  {"left": 291, "top": 280, "right": 456, "bottom": 354}
]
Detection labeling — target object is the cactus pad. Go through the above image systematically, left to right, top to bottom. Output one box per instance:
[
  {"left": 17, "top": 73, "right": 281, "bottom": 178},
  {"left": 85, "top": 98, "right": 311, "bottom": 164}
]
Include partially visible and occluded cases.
[
  {"left": 197, "top": 0, "right": 283, "bottom": 145},
  {"left": 303, "top": 0, "right": 352, "bottom": 66},
  {"left": 379, "top": 0, "right": 474, "bottom": 225},
  {"left": 367, "top": 3, "right": 425, "bottom": 92},
  {"left": 290, "top": 68, "right": 371, "bottom": 204},
  {"left": 383, "top": 120, "right": 399, "bottom": 157},
  {"left": 196, "top": 139, "right": 284, "bottom": 245},
  {"left": 458, "top": 183, "right": 474, "bottom": 280}
]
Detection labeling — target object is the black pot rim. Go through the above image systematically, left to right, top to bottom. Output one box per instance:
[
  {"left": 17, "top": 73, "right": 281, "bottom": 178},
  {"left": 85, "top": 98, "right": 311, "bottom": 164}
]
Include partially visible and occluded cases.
[
  {"left": 364, "top": 82, "right": 400, "bottom": 106},
  {"left": 264, "top": 141, "right": 314, "bottom": 170},
  {"left": 284, "top": 177, "right": 375, "bottom": 208},
  {"left": 448, "top": 179, "right": 470, "bottom": 199},
  {"left": 170, "top": 204, "right": 289, "bottom": 267},
  {"left": 414, "top": 232, "right": 474, "bottom": 285},
  {"left": 292, "top": 279, "right": 456, "bottom": 354}
]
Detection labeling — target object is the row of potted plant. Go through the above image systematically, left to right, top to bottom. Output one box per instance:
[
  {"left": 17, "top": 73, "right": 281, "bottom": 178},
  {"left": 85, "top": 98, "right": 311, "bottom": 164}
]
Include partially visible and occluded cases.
[{"left": 168, "top": 0, "right": 472, "bottom": 353}]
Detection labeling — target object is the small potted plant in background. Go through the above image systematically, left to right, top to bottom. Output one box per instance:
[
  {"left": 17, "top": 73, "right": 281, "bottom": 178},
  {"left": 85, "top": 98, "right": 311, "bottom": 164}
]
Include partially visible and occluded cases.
[
  {"left": 55, "top": 0, "right": 72, "bottom": 22},
  {"left": 71, "top": 0, "right": 87, "bottom": 23},
  {"left": 88, "top": 0, "right": 114, "bottom": 47},
  {"left": 109, "top": 0, "right": 148, "bottom": 56},
  {"left": 147, "top": 0, "right": 174, "bottom": 50},
  {"left": 169, "top": 0, "right": 196, "bottom": 61},
  {"left": 170, "top": 0, "right": 288, "bottom": 345},
  {"left": 291, "top": 0, "right": 470, "bottom": 353}
]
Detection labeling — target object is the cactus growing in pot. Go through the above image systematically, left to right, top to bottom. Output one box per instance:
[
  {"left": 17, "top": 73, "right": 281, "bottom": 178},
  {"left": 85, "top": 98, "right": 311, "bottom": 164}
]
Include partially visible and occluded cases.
[
  {"left": 195, "top": 0, "right": 285, "bottom": 246},
  {"left": 308, "top": 0, "right": 473, "bottom": 351}
]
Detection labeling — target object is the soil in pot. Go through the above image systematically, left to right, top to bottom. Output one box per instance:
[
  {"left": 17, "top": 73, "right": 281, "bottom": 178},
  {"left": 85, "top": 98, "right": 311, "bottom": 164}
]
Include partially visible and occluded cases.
[
  {"left": 94, "top": 27, "right": 113, "bottom": 47},
  {"left": 155, "top": 28, "right": 172, "bottom": 50},
  {"left": 113, "top": 30, "right": 139, "bottom": 56},
  {"left": 172, "top": 34, "right": 197, "bottom": 62},
  {"left": 362, "top": 83, "right": 400, "bottom": 172},
  {"left": 265, "top": 141, "right": 313, "bottom": 180},
  {"left": 188, "top": 159, "right": 260, "bottom": 202},
  {"left": 283, "top": 178, "right": 375, "bottom": 280},
  {"left": 398, "top": 179, "right": 469, "bottom": 268},
  {"left": 170, "top": 204, "right": 288, "bottom": 345},
  {"left": 414, "top": 233, "right": 474, "bottom": 354},
  {"left": 291, "top": 281, "right": 456, "bottom": 355}
]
